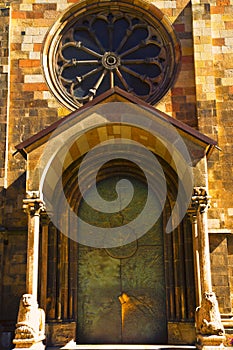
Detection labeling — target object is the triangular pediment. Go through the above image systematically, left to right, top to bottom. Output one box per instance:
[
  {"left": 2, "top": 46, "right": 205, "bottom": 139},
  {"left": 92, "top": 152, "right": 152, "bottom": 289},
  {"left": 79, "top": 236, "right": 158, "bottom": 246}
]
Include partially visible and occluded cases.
[{"left": 15, "top": 87, "right": 217, "bottom": 162}]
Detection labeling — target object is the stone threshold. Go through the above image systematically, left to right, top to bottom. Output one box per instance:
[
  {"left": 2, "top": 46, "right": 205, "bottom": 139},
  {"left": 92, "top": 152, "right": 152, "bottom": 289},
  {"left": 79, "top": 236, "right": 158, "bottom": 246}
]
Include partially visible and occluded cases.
[
  {"left": 46, "top": 344, "right": 196, "bottom": 350},
  {"left": 65, "top": 346, "right": 196, "bottom": 349}
]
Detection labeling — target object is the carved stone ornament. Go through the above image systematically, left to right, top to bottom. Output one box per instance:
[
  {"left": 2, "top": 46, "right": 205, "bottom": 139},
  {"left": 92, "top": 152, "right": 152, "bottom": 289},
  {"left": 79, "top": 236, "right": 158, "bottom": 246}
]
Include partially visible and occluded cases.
[
  {"left": 189, "top": 187, "right": 210, "bottom": 215},
  {"left": 23, "top": 193, "right": 46, "bottom": 216},
  {"left": 196, "top": 291, "right": 225, "bottom": 336},
  {"left": 13, "top": 294, "right": 45, "bottom": 349}
]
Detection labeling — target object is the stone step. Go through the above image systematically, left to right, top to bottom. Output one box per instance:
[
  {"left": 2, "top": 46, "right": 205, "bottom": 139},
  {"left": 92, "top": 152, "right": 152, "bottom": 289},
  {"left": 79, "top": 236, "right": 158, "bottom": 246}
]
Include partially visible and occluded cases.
[
  {"left": 46, "top": 343, "right": 196, "bottom": 350},
  {"left": 46, "top": 348, "right": 196, "bottom": 350}
]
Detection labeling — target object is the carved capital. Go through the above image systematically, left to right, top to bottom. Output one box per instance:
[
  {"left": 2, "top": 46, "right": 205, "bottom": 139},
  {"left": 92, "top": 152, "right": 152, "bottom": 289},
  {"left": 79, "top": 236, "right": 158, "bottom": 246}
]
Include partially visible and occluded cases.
[
  {"left": 189, "top": 187, "right": 210, "bottom": 216},
  {"left": 23, "top": 192, "right": 45, "bottom": 217}
]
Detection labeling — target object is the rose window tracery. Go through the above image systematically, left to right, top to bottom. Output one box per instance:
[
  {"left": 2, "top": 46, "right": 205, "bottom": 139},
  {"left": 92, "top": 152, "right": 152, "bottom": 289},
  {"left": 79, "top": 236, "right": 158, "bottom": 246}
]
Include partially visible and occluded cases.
[{"left": 42, "top": 2, "right": 181, "bottom": 110}]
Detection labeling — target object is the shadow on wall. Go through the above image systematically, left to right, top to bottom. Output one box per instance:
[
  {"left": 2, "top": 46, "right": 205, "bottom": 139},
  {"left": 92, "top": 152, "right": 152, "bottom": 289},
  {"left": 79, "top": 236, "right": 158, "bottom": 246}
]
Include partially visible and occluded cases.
[
  {"left": 171, "top": 1, "right": 198, "bottom": 128},
  {"left": 0, "top": 172, "right": 28, "bottom": 350},
  {"left": 1, "top": 172, "right": 27, "bottom": 229},
  {"left": 0, "top": 326, "right": 14, "bottom": 350}
]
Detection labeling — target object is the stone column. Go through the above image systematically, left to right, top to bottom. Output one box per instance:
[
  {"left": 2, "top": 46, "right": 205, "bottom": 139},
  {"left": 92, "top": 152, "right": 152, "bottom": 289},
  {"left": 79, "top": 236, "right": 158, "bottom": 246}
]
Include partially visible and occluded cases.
[
  {"left": 191, "top": 187, "right": 212, "bottom": 294},
  {"left": 191, "top": 188, "right": 225, "bottom": 348},
  {"left": 23, "top": 193, "right": 45, "bottom": 300},
  {"left": 188, "top": 212, "right": 201, "bottom": 307},
  {"left": 40, "top": 214, "right": 49, "bottom": 311}
]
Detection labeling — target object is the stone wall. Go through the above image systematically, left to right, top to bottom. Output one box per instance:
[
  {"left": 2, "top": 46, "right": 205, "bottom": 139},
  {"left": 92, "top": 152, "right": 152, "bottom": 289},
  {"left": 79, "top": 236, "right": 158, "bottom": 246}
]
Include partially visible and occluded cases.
[
  {"left": 0, "top": 0, "right": 233, "bottom": 341},
  {"left": 1, "top": 0, "right": 199, "bottom": 218},
  {"left": 3, "top": 0, "right": 199, "bottom": 228},
  {"left": 191, "top": 0, "right": 233, "bottom": 232},
  {"left": 191, "top": 0, "right": 233, "bottom": 314},
  {"left": 0, "top": 3, "right": 10, "bottom": 230},
  {"left": 3, "top": 3, "right": 233, "bottom": 233},
  {"left": 0, "top": 231, "right": 27, "bottom": 321},
  {"left": 209, "top": 234, "right": 231, "bottom": 313},
  {"left": 228, "top": 235, "right": 233, "bottom": 311}
]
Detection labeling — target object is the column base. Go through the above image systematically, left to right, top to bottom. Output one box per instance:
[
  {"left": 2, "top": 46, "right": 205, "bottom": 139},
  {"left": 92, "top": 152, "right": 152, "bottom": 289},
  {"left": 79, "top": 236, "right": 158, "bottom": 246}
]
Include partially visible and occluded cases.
[
  {"left": 197, "top": 334, "right": 225, "bottom": 350},
  {"left": 13, "top": 339, "right": 45, "bottom": 350}
]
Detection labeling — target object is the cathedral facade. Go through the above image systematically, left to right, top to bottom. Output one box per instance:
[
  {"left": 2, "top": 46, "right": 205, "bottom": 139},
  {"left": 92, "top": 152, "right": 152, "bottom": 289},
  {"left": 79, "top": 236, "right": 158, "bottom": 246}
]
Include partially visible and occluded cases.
[{"left": 0, "top": 0, "right": 233, "bottom": 348}]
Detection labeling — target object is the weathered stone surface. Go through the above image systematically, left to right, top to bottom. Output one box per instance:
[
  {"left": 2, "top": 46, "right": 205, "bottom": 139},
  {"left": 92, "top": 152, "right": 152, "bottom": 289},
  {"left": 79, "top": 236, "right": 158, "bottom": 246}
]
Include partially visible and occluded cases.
[
  {"left": 0, "top": 0, "right": 233, "bottom": 347},
  {"left": 196, "top": 292, "right": 225, "bottom": 336},
  {"left": 13, "top": 294, "right": 45, "bottom": 349},
  {"left": 45, "top": 322, "right": 76, "bottom": 347},
  {"left": 167, "top": 322, "right": 196, "bottom": 345},
  {"left": 196, "top": 334, "right": 226, "bottom": 350}
]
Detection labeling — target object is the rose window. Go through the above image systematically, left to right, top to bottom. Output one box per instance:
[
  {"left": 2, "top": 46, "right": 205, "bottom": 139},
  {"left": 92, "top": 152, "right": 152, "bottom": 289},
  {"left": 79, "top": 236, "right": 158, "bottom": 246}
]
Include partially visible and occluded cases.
[{"left": 42, "top": 2, "right": 181, "bottom": 110}]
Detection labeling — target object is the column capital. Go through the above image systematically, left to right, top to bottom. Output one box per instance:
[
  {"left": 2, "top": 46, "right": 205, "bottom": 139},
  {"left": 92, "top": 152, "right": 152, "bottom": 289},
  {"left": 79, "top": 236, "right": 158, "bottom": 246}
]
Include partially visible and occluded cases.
[
  {"left": 188, "top": 187, "right": 210, "bottom": 216},
  {"left": 23, "top": 192, "right": 45, "bottom": 216}
]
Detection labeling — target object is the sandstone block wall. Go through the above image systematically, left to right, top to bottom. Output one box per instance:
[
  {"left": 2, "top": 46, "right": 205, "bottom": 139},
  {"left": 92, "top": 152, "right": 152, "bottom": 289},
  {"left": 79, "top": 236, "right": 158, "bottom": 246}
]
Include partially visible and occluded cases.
[{"left": 0, "top": 0, "right": 233, "bottom": 331}]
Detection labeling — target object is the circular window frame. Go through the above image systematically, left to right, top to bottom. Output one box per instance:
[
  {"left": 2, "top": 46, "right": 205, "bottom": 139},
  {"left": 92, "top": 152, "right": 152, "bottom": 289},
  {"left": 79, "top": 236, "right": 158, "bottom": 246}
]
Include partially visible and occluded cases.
[{"left": 42, "top": 0, "right": 181, "bottom": 111}]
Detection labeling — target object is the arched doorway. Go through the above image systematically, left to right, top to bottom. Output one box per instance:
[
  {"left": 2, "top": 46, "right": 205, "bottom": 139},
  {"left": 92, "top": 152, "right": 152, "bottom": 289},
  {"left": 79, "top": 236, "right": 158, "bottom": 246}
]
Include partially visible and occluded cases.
[
  {"left": 16, "top": 86, "right": 217, "bottom": 347},
  {"left": 35, "top": 110, "right": 199, "bottom": 345},
  {"left": 44, "top": 143, "right": 196, "bottom": 344}
]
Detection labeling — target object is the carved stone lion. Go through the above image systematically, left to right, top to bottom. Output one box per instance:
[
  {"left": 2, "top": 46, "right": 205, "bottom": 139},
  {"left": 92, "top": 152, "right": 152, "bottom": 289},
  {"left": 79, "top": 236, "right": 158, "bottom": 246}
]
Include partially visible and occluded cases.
[
  {"left": 196, "top": 291, "right": 225, "bottom": 336},
  {"left": 13, "top": 294, "right": 45, "bottom": 347}
]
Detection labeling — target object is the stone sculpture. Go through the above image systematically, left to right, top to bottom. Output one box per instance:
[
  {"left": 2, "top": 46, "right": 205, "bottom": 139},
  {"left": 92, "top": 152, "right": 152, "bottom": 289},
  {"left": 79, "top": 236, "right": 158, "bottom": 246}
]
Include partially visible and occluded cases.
[
  {"left": 196, "top": 291, "right": 225, "bottom": 336},
  {"left": 13, "top": 294, "right": 45, "bottom": 349}
]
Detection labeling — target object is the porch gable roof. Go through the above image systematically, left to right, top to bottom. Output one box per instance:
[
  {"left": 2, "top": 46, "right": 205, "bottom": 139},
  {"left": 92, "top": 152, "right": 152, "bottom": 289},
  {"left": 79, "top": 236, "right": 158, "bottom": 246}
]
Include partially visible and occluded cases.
[{"left": 15, "top": 87, "right": 217, "bottom": 159}]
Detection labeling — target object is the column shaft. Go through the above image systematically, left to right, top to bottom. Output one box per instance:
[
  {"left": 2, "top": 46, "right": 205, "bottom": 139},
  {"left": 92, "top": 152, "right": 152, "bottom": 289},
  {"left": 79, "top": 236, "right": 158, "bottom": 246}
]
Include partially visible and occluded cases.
[
  {"left": 190, "top": 187, "right": 212, "bottom": 296},
  {"left": 23, "top": 197, "right": 45, "bottom": 300},
  {"left": 198, "top": 209, "right": 212, "bottom": 293},
  {"left": 26, "top": 212, "right": 40, "bottom": 298},
  {"left": 191, "top": 216, "right": 202, "bottom": 307},
  {"left": 40, "top": 218, "right": 49, "bottom": 310}
]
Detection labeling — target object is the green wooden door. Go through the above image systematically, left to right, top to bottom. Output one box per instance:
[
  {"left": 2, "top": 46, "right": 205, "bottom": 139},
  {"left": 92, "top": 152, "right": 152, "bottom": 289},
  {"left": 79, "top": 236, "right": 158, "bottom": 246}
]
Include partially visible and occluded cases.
[{"left": 77, "top": 177, "right": 167, "bottom": 344}]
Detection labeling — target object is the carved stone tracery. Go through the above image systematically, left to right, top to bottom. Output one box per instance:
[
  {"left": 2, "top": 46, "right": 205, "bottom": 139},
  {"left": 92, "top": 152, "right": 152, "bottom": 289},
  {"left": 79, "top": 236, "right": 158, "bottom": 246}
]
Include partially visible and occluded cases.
[{"left": 42, "top": 2, "right": 181, "bottom": 110}]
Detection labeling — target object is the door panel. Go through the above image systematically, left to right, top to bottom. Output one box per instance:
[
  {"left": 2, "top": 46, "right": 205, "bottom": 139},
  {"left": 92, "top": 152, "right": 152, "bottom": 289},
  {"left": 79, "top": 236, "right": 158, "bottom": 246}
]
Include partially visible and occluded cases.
[
  {"left": 77, "top": 176, "right": 167, "bottom": 344},
  {"left": 77, "top": 226, "right": 167, "bottom": 343},
  {"left": 121, "top": 245, "right": 167, "bottom": 343},
  {"left": 78, "top": 247, "right": 122, "bottom": 343}
]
